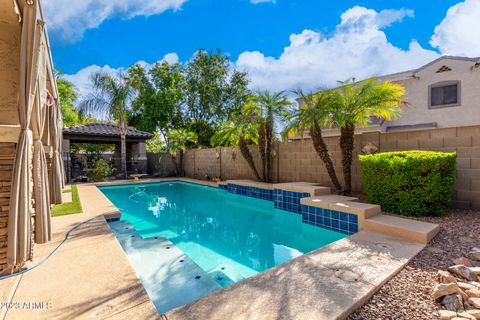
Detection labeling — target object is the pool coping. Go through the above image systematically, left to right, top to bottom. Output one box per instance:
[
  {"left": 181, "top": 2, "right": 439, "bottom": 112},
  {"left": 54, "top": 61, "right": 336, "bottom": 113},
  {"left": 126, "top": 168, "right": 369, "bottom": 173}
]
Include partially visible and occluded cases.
[
  {"left": 0, "top": 178, "right": 435, "bottom": 320},
  {"left": 92, "top": 178, "right": 432, "bottom": 319}
]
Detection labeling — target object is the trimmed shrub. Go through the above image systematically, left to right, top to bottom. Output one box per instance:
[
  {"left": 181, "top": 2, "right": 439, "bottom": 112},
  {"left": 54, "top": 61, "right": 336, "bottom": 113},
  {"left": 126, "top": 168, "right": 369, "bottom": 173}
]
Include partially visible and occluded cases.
[
  {"left": 359, "top": 151, "right": 456, "bottom": 216},
  {"left": 88, "top": 158, "right": 114, "bottom": 182}
]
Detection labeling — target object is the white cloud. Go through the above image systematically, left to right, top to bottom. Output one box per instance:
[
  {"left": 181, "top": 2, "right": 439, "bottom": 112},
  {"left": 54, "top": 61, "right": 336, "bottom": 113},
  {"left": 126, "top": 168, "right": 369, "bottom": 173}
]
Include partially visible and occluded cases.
[
  {"left": 43, "top": 0, "right": 188, "bottom": 42},
  {"left": 430, "top": 0, "right": 480, "bottom": 56},
  {"left": 66, "top": 1, "right": 480, "bottom": 98},
  {"left": 235, "top": 6, "right": 438, "bottom": 92},
  {"left": 63, "top": 53, "right": 179, "bottom": 101}
]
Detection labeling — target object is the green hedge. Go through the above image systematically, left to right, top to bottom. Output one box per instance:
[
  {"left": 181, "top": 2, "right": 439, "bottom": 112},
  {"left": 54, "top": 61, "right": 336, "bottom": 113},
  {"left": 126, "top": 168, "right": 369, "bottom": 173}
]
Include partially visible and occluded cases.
[{"left": 359, "top": 151, "right": 456, "bottom": 216}]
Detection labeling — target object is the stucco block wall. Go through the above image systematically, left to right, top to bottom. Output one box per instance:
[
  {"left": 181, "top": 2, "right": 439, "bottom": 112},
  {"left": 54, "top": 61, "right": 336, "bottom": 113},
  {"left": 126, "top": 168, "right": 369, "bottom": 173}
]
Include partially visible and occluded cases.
[
  {"left": 0, "top": 5, "right": 20, "bottom": 126},
  {"left": 384, "top": 59, "right": 480, "bottom": 130},
  {"left": 183, "top": 125, "right": 480, "bottom": 210}
]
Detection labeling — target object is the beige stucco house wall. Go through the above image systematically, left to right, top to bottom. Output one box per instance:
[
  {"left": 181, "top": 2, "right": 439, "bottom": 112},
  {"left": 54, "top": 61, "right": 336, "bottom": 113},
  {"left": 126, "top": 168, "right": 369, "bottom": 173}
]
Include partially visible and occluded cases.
[
  {"left": 0, "top": 0, "right": 21, "bottom": 129},
  {"left": 380, "top": 56, "right": 480, "bottom": 132}
]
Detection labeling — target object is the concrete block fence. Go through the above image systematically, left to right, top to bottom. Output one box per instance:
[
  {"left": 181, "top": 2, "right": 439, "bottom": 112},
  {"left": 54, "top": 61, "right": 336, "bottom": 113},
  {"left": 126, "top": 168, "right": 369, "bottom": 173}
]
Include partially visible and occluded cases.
[{"left": 148, "top": 125, "right": 480, "bottom": 210}]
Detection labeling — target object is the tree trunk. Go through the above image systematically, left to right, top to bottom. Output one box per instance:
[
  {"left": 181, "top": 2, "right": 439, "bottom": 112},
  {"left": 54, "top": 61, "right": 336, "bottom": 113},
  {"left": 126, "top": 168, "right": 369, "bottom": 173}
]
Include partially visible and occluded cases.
[
  {"left": 265, "top": 116, "right": 274, "bottom": 183},
  {"left": 119, "top": 119, "right": 127, "bottom": 179},
  {"left": 258, "top": 123, "right": 267, "bottom": 182},
  {"left": 310, "top": 124, "right": 343, "bottom": 193},
  {"left": 340, "top": 124, "right": 355, "bottom": 195},
  {"left": 239, "top": 136, "right": 261, "bottom": 181},
  {"left": 179, "top": 150, "right": 184, "bottom": 177},
  {"left": 171, "top": 155, "right": 179, "bottom": 176}
]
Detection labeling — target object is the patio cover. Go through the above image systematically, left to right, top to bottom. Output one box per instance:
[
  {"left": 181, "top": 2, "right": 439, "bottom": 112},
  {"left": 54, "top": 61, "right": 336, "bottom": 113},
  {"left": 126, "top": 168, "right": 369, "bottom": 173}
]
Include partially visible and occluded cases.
[{"left": 8, "top": 0, "right": 55, "bottom": 267}]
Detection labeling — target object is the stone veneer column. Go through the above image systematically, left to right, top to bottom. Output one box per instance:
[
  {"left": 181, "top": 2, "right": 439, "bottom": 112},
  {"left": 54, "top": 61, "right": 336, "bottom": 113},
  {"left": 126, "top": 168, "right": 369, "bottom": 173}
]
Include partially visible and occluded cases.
[{"left": 0, "top": 143, "right": 16, "bottom": 274}]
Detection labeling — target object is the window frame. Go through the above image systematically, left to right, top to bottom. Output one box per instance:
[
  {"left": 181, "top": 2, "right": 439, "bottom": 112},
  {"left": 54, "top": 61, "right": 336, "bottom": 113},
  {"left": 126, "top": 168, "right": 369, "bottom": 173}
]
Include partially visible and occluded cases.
[{"left": 428, "top": 80, "right": 461, "bottom": 109}]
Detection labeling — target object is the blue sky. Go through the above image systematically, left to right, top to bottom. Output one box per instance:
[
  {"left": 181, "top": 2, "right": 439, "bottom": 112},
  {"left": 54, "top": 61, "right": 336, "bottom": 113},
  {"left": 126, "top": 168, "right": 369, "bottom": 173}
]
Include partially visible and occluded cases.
[{"left": 43, "top": 0, "right": 480, "bottom": 96}]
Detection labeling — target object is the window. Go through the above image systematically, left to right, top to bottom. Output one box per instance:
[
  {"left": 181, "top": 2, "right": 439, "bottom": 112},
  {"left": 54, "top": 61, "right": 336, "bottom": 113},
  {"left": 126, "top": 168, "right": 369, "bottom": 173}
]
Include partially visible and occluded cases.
[{"left": 429, "top": 81, "right": 460, "bottom": 108}]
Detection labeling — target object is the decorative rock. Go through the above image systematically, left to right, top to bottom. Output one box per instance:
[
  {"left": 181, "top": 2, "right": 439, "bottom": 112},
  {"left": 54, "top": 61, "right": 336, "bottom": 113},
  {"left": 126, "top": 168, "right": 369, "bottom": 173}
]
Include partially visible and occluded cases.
[
  {"left": 470, "top": 248, "right": 480, "bottom": 261},
  {"left": 455, "top": 257, "right": 474, "bottom": 267},
  {"left": 449, "top": 265, "right": 479, "bottom": 281},
  {"left": 471, "top": 268, "right": 480, "bottom": 276},
  {"left": 440, "top": 270, "right": 459, "bottom": 284},
  {"left": 459, "top": 282, "right": 476, "bottom": 290},
  {"left": 471, "top": 282, "right": 480, "bottom": 288},
  {"left": 434, "top": 283, "right": 461, "bottom": 300},
  {"left": 467, "top": 288, "right": 480, "bottom": 298},
  {"left": 444, "top": 294, "right": 464, "bottom": 312},
  {"left": 469, "top": 298, "right": 480, "bottom": 309},
  {"left": 466, "top": 309, "right": 480, "bottom": 319},
  {"left": 439, "top": 310, "right": 457, "bottom": 320},
  {"left": 458, "top": 311, "right": 477, "bottom": 320}
]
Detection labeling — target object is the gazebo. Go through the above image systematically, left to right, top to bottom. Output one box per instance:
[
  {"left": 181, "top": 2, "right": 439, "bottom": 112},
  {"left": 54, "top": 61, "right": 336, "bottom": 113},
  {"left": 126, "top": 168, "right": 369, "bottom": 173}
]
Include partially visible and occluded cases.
[{"left": 63, "top": 123, "right": 153, "bottom": 182}]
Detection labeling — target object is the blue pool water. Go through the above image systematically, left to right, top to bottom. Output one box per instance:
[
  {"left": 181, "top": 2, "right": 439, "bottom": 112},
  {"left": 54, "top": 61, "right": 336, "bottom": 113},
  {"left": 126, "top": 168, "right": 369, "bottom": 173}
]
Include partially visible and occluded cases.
[{"left": 100, "top": 181, "right": 346, "bottom": 310}]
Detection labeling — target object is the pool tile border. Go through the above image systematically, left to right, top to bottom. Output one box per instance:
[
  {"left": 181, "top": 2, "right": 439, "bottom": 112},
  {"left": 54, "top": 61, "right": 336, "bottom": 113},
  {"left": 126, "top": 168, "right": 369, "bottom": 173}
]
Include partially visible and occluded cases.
[
  {"left": 223, "top": 181, "right": 358, "bottom": 236},
  {"left": 227, "top": 184, "right": 274, "bottom": 201}
]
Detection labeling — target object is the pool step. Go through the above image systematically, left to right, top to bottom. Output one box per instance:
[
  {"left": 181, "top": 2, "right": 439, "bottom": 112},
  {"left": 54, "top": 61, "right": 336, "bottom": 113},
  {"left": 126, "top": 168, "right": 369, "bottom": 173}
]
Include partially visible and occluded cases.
[
  {"left": 273, "top": 182, "right": 331, "bottom": 196},
  {"left": 300, "top": 195, "right": 381, "bottom": 219},
  {"left": 364, "top": 214, "right": 440, "bottom": 244},
  {"left": 108, "top": 221, "right": 221, "bottom": 313},
  {"left": 207, "top": 269, "right": 238, "bottom": 288}
]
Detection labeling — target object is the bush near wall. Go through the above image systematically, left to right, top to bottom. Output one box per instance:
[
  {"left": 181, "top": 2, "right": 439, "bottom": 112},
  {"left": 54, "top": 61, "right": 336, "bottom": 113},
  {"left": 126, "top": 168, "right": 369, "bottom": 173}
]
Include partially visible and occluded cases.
[{"left": 359, "top": 151, "right": 457, "bottom": 216}]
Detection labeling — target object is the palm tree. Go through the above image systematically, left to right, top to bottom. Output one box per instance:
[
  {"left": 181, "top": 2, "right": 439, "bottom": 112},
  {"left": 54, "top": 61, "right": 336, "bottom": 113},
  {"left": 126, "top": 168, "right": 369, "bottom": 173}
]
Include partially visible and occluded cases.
[
  {"left": 81, "top": 72, "right": 133, "bottom": 179},
  {"left": 329, "top": 78, "right": 405, "bottom": 195},
  {"left": 283, "top": 90, "right": 343, "bottom": 194},
  {"left": 253, "top": 91, "right": 291, "bottom": 182},
  {"left": 211, "top": 104, "right": 261, "bottom": 180},
  {"left": 167, "top": 129, "right": 198, "bottom": 177}
]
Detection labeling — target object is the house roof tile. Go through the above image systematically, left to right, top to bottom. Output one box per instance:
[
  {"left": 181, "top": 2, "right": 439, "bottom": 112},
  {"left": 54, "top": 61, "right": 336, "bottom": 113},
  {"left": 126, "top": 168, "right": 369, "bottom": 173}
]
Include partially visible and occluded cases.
[{"left": 63, "top": 123, "right": 154, "bottom": 139}]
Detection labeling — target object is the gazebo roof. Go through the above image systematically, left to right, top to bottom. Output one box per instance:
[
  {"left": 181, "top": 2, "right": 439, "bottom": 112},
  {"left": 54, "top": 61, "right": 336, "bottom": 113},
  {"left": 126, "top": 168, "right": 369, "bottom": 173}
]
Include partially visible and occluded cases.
[{"left": 63, "top": 123, "right": 153, "bottom": 140}]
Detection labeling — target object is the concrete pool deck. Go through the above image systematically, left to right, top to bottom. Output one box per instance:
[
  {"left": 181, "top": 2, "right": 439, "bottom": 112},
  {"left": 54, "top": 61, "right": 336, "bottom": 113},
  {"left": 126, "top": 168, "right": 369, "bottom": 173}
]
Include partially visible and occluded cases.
[{"left": 0, "top": 178, "right": 438, "bottom": 319}]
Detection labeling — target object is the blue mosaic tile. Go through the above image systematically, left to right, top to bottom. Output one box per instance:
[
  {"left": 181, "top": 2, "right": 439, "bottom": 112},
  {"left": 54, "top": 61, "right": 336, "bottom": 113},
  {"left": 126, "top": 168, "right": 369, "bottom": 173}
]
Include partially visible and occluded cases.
[
  {"left": 227, "top": 184, "right": 273, "bottom": 201},
  {"left": 228, "top": 184, "right": 360, "bottom": 236},
  {"left": 273, "top": 190, "right": 309, "bottom": 214},
  {"left": 324, "top": 209, "right": 331, "bottom": 219},
  {"left": 331, "top": 210, "right": 339, "bottom": 220},
  {"left": 349, "top": 214, "right": 358, "bottom": 224},
  {"left": 324, "top": 218, "right": 332, "bottom": 227},
  {"left": 331, "top": 219, "right": 339, "bottom": 229},
  {"left": 349, "top": 223, "right": 359, "bottom": 233}
]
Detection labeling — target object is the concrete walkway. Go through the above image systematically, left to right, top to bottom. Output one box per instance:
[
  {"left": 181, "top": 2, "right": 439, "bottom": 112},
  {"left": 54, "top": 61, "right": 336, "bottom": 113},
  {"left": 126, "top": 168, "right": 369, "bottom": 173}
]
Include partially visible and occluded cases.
[
  {"left": 0, "top": 178, "right": 439, "bottom": 320},
  {"left": 0, "top": 182, "right": 159, "bottom": 320}
]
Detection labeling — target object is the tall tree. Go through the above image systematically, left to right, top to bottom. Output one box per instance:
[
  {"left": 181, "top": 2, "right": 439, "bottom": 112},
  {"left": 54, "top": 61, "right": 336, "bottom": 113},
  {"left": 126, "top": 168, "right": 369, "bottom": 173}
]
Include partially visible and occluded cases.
[
  {"left": 183, "top": 49, "right": 250, "bottom": 145},
  {"left": 127, "top": 61, "right": 184, "bottom": 139},
  {"left": 81, "top": 72, "right": 134, "bottom": 178},
  {"left": 56, "top": 74, "right": 81, "bottom": 126},
  {"left": 329, "top": 78, "right": 404, "bottom": 195},
  {"left": 254, "top": 91, "right": 291, "bottom": 182},
  {"left": 284, "top": 91, "right": 343, "bottom": 193},
  {"left": 211, "top": 102, "right": 261, "bottom": 180},
  {"left": 167, "top": 129, "right": 198, "bottom": 177}
]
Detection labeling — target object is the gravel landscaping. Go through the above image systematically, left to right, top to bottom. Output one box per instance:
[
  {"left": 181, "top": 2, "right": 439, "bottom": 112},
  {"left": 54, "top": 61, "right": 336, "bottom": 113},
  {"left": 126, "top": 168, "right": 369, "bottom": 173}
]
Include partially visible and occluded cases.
[{"left": 349, "top": 209, "right": 480, "bottom": 320}]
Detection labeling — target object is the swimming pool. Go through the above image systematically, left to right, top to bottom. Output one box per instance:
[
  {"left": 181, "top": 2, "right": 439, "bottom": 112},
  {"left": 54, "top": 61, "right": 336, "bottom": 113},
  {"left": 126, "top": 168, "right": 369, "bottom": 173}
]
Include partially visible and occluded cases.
[{"left": 100, "top": 181, "right": 347, "bottom": 312}]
